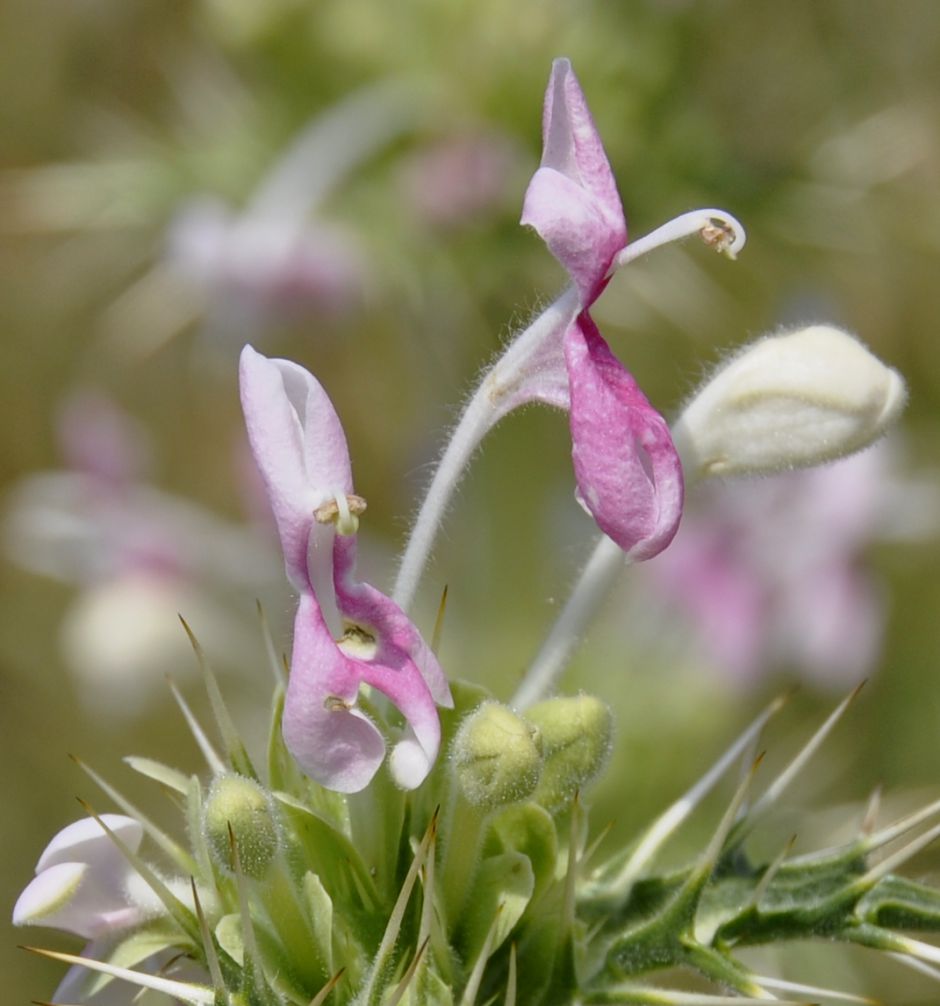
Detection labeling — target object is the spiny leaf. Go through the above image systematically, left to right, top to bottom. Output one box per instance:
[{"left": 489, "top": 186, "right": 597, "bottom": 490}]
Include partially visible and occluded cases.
[
  {"left": 431, "top": 584, "right": 449, "bottom": 654},
  {"left": 257, "top": 599, "right": 287, "bottom": 687},
  {"left": 179, "top": 615, "right": 258, "bottom": 780},
  {"left": 166, "top": 673, "right": 226, "bottom": 776},
  {"left": 732, "top": 682, "right": 865, "bottom": 847},
  {"left": 586, "top": 694, "right": 786, "bottom": 903},
  {"left": 70, "top": 754, "right": 196, "bottom": 874},
  {"left": 124, "top": 755, "right": 190, "bottom": 796},
  {"left": 357, "top": 811, "right": 437, "bottom": 1006},
  {"left": 227, "top": 823, "right": 272, "bottom": 1004},
  {"left": 458, "top": 852, "right": 534, "bottom": 971},
  {"left": 858, "top": 874, "right": 940, "bottom": 930},
  {"left": 191, "top": 877, "right": 226, "bottom": 993},
  {"left": 460, "top": 908, "right": 502, "bottom": 1006},
  {"left": 78, "top": 921, "right": 183, "bottom": 1000},
  {"left": 387, "top": 938, "right": 430, "bottom": 1006},
  {"left": 505, "top": 943, "right": 517, "bottom": 1006},
  {"left": 20, "top": 946, "right": 215, "bottom": 1005},
  {"left": 309, "top": 969, "right": 346, "bottom": 1006},
  {"left": 753, "top": 973, "right": 879, "bottom": 1005},
  {"left": 584, "top": 985, "right": 811, "bottom": 1005}
]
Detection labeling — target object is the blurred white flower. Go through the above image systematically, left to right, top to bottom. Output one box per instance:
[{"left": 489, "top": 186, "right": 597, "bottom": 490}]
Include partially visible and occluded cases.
[{"left": 3, "top": 391, "right": 279, "bottom": 716}]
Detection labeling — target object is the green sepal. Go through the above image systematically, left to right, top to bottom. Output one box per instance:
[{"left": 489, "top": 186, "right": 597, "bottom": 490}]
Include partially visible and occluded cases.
[
  {"left": 267, "top": 686, "right": 304, "bottom": 795},
  {"left": 124, "top": 755, "right": 191, "bottom": 796},
  {"left": 274, "top": 791, "right": 379, "bottom": 926},
  {"left": 485, "top": 802, "right": 559, "bottom": 903},
  {"left": 457, "top": 850, "right": 534, "bottom": 968},
  {"left": 303, "top": 871, "right": 336, "bottom": 975},
  {"left": 217, "top": 900, "right": 318, "bottom": 1005},
  {"left": 216, "top": 913, "right": 246, "bottom": 966},
  {"left": 415, "top": 963, "right": 455, "bottom": 1006}
]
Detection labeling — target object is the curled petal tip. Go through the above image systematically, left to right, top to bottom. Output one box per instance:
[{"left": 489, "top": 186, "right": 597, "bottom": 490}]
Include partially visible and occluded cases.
[{"left": 389, "top": 738, "right": 434, "bottom": 790}]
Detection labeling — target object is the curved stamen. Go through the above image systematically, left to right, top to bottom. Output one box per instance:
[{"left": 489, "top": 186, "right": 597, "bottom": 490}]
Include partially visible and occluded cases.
[{"left": 609, "top": 208, "right": 747, "bottom": 274}]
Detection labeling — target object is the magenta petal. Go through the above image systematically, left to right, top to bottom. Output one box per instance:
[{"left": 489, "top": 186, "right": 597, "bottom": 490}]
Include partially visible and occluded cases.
[
  {"left": 522, "top": 58, "right": 627, "bottom": 304},
  {"left": 541, "top": 58, "right": 624, "bottom": 227},
  {"left": 521, "top": 168, "right": 624, "bottom": 305},
  {"left": 565, "top": 314, "right": 683, "bottom": 560},
  {"left": 239, "top": 345, "right": 352, "bottom": 590},
  {"left": 332, "top": 536, "right": 447, "bottom": 788},
  {"left": 333, "top": 536, "right": 452, "bottom": 708},
  {"left": 283, "top": 593, "right": 385, "bottom": 793},
  {"left": 357, "top": 658, "right": 441, "bottom": 789}
]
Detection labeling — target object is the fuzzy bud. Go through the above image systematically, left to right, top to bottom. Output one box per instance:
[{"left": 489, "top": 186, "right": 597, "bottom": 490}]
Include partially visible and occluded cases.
[
  {"left": 671, "top": 325, "right": 907, "bottom": 481},
  {"left": 525, "top": 694, "right": 613, "bottom": 810},
  {"left": 452, "top": 702, "right": 543, "bottom": 808},
  {"left": 203, "top": 774, "right": 280, "bottom": 880}
]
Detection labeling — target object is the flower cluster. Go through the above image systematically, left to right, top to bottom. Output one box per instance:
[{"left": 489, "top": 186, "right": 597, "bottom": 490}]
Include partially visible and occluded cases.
[{"left": 15, "top": 58, "right": 932, "bottom": 1006}]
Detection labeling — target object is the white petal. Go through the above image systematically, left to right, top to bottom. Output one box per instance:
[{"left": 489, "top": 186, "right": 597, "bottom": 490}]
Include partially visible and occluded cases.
[
  {"left": 37, "top": 815, "right": 143, "bottom": 872},
  {"left": 13, "top": 862, "right": 86, "bottom": 928}
]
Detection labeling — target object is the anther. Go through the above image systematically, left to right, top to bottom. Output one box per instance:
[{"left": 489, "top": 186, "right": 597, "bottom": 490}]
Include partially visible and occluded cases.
[{"left": 314, "top": 493, "right": 367, "bottom": 534}]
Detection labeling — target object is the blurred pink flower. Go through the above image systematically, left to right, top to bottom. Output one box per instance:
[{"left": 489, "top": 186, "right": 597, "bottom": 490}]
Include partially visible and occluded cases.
[
  {"left": 401, "top": 131, "right": 521, "bottom": 228},
  {"left": 167, "top": 198, "right": 365, "bottom": 322},
  {"left": 646, "top": 443, "right": 935, "bottom": 688}
]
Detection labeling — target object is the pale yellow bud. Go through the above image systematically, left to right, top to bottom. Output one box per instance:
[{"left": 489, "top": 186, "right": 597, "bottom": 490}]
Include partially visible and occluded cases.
[
  {"left": 672, "top": 325, "right": 907, "bottom": 481},
  {"left": 525, "top": 694, "right": 613, "bottom": 810},
  {"left": 452, "top": 702, "right": 543, "bottom": 809},
  {"left": 203, "top": 774, "right": 280, "bottom": 879}
]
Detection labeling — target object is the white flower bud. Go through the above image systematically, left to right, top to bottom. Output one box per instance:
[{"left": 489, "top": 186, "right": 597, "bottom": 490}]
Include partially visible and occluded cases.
[{"left": 671, "top": 325, "right": 907, "bottom": 481}]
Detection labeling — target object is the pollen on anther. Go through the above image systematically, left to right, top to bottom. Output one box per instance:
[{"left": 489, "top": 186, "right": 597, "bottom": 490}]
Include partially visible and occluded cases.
[
  {"left": 314, "top": 493, "right": 368, "bottom": 525},
  {"left": 324, "top": 695, "right": 352, "bottom": 712}
]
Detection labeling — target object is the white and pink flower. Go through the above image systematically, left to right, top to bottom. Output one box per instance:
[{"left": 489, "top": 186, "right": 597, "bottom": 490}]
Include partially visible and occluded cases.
[{"left": 240, "top": 347, "right": 453, "bottom": 792}]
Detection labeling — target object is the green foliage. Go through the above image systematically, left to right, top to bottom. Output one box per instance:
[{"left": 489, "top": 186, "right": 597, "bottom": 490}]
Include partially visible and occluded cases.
[{"left": 43, "top": 664, "right": 940, "bottom": 1005}]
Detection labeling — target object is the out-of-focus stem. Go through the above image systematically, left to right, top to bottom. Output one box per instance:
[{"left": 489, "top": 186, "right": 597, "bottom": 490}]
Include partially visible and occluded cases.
[{"left": 512, "top": 535, "right": 626, "bottom": 709}]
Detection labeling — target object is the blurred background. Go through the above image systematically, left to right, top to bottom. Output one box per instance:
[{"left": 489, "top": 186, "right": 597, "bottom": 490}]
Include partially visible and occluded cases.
[{"left": 3, "top": 0, "right": 940, "bottom": 999}]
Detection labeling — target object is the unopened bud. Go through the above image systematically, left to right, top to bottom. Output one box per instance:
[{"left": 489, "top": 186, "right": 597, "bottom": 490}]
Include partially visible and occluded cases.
[
  {"left": 671, "top": 325, "right": 907, "bottom": 482},
  {"left": 525, "top": 694, "right": 613, "bottom": 810},
  {"left": 452, "top": 702, "right": 543, "bottom": 808},
  {"left": 203, "top": 774, "right": 280, "bottom": 880}
]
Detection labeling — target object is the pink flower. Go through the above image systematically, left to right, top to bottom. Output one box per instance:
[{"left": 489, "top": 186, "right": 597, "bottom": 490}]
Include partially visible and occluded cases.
[
  {"left": 519, "top": 58, "right": 683, "bottom": 560},
  {"left": 240, "top": 346, "right": 452, "bottom": 792}
]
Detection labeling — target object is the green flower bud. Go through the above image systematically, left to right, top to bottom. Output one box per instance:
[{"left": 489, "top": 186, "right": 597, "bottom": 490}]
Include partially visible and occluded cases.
[
  {"left": 525, "top": 694, "right": 613, "bottom": 810},
  {"left": 452, "top": 702, "right": 543, "bottom": 809},
  {"left": 203, "top": 774, "right": 280, "bottom": 880}
]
